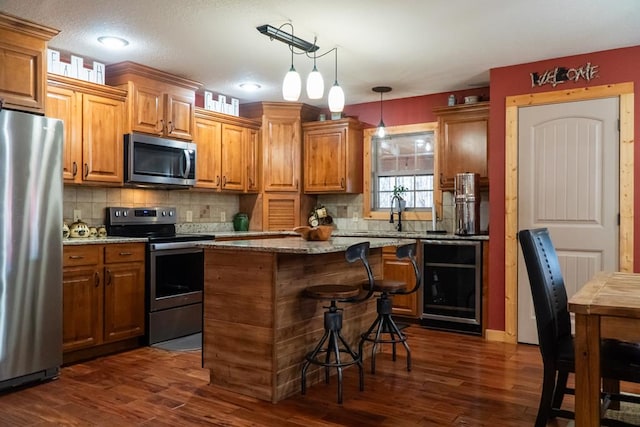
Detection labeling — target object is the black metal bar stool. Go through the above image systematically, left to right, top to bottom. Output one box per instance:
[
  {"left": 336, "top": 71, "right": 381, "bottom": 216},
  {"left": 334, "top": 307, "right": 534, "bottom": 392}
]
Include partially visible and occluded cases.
[
  {"left": 301, "top": 241, "right": 376, "bottom": 404},
  {"left": 359, "top": 243, "right": 421, "bottom": 374}
]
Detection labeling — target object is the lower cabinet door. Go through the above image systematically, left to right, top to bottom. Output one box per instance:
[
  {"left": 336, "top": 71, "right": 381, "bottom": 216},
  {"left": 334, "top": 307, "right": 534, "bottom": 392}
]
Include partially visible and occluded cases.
[
  {"left": 103, "top": 262, "right": 145, "bottom": 342},
  {"left": 63, "top": 266, "right": 102, "bottom": 351}
]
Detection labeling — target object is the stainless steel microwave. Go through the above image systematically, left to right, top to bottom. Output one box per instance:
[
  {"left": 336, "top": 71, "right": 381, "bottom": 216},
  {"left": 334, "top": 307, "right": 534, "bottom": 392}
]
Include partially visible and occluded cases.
[{"left": 124, "top": 133, "right": 196, "bottom": 188}]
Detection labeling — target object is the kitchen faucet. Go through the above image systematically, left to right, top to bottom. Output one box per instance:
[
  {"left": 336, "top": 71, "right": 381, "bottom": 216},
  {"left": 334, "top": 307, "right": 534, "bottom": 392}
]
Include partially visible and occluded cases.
[{"left": 389, "top": 195, "right": 403, "bottom": 231}]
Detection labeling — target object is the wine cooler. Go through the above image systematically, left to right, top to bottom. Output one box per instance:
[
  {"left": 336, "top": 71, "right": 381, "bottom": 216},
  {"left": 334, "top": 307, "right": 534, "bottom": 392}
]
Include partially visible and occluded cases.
[{"left": 421, "top": 240, "right": 482, "bottom": 335}]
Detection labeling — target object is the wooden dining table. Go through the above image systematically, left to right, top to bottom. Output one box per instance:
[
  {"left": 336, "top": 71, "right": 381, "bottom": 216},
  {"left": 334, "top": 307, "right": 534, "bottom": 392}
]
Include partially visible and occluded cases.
[{"left": 568, "top": 271, "right": 640, "bottom": 426}]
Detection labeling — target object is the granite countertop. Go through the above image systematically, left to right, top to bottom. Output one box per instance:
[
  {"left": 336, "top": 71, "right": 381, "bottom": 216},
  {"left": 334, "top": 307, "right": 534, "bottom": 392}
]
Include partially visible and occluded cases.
[
  {"left": 212, "top": 230, "right": 296, "bottom": 239},
  {"left": 331, "top": 230, "right": 489, "bottom": 241},
  {"left": 63, "top": 236, "right": 148, "bottom": 245},
  {"left": 199, "top": 236, "right": 416, "bottom": 254}
]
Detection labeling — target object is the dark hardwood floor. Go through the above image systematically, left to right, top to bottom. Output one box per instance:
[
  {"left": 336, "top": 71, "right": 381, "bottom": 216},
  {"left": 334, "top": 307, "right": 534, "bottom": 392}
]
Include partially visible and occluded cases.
[{"left": 0, "top": 327, "right": 577, "bottom": 426}]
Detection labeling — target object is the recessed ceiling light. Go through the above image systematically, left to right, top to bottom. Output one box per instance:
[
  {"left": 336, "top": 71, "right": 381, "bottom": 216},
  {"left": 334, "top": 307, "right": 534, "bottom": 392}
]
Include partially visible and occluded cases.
[
  {"left": 98, "top": 36, "right": 129, "bottom": 48},
  {"left": 239, "top": 82, "right": 261, "bottom": 91}
]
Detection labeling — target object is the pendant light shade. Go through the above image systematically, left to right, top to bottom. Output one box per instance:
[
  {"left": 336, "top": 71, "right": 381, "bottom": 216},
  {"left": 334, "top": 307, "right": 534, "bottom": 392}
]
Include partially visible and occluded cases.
[
  {"left": 283, "top": 48, "right": 301, "bottom": 101},
  {"left": 328, "top": 48, "right": 344, "bottom": 112},
  {"left": 306, "top": 52, "right": 324, "bottom": 99},
  {"left": 328, "top": 83, "right": 345, "bottom": 113},
  {"left": 372, "top": 86, "right": 392, "bottom": 138},
  {"left": 376, "top": 119, "right": 386, "bottom": 138}
]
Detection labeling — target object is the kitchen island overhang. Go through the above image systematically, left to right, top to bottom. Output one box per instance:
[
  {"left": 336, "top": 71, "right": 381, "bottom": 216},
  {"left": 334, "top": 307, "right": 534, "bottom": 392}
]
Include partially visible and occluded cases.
[{"left": 199, "top": 236, "right": 415, "bottom": 403}]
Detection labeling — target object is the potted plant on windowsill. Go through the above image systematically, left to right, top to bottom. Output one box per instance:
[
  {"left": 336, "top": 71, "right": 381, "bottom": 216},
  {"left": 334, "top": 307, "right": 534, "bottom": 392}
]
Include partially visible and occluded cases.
[{"left": 392, "top": 185, "right": 408, "bottom": 211}]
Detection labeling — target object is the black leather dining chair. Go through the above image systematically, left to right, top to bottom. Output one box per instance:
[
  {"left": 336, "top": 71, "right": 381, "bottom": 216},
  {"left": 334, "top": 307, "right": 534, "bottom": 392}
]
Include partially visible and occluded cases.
[{"left": 518, "top": 228, "right": 640, "bottom": 427}]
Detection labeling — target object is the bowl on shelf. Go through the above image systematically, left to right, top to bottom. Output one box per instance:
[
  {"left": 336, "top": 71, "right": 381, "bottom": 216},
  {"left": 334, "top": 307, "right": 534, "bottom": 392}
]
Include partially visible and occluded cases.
[{"left": 293, "top": 225, "right": 333, "bottom": 241}]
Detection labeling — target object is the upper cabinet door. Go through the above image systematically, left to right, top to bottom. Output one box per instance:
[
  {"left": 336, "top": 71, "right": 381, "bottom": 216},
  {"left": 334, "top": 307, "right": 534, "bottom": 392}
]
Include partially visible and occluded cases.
[
  {"left": 0, "top": 14, "right": 58, "bottom": 114},
  {"left": 131, "top": 83, "right": 164, "bottom": 135},
  {"left": 47, "top": 86, "right": 82, "bottom": 182},
  {"left": 166, "top": 92, "right": 194, "bottom": 140},
  {"left": 82, "top": 94, "right": 124, "bottom": 183},
  {"left": 434, "top": 102, "right": 489, "bottom": 190},
  {"left": 194, "top": 116, "right": 222, "bottom": 190},
  {"left": 263, "top": 116, "right": 301, "bottom": 192},
  {"left": 302, "top": 118, "right": 363, "bottom": 194},
  {"left": 220, "top": 123, "right": 245, "bottom": 191}
]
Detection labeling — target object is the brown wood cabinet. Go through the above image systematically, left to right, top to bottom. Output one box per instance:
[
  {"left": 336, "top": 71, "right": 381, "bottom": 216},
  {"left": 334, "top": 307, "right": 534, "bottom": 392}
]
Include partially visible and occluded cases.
[
  {"left": 0, "top": 13, "right": 58, "bottom": 114},
  {"left": 106, "top": 61, "right": 200, "bottom": 141},
  {"left": 47, "top": 75, "right": 126, "bottom": 184},
  {"left": 434, "top": 101, "right": 489, "bottom": 190},
  {"left": 239, "top": 102, "right": 319, "bottom": 231},
  {"left": 194, "top": 109, "right": 260, "bottom": 192},
  {"left": 302, "top": 118, "right": 363, "bottom": 194},
  {"left": 63, "top": 243, "right": 145, "bottom": 362},
  {"left": 383, "top": 246, "right": 421, "bottom": 317}
]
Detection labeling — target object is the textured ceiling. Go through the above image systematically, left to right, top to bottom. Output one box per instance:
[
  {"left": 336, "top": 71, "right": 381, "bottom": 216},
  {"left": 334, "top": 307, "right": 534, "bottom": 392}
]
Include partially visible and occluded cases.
[{"left": 2, "top": 0, "right": 639, "bottom": 107}]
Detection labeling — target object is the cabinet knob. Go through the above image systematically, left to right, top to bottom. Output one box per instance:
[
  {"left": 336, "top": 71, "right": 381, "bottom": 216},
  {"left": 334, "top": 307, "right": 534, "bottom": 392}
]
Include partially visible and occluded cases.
[
  {"left": 159, "top": 119, "right": 165, "bottom": 133},
  {"left": 168, "top": 121, "right": 175, "bottom": 133},
  {"left": 72, "top": 162, "right": 78, "bottom": 177},
  {"left": 84, "top": 163, "right": 89, "bottom": 178},
  {"left": 216, "top": 176, "right": 220, "bottom": 186},
  {"left": 222, "top": 176, "right": 227, "bottom": 187},
  {"left": 340, "top": 177, "right": 345, "bottom": 189},
  {"left": 119, "top": 252, "right": 133, "bottom": 256},
  {"left": 69, "top": 255, "right": 84, "bottom": 260},
  {"left": 105, "top": 269, "right": 111, "bottom": 286},
  {"left": 94, "top": 271, "right": 100, "bottom": 287}
]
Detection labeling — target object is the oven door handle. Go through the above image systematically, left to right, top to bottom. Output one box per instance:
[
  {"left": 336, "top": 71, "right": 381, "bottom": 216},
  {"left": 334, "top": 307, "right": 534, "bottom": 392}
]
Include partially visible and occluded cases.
[{"left": 149, "top": 242, "right": 206, "bottom": 252}]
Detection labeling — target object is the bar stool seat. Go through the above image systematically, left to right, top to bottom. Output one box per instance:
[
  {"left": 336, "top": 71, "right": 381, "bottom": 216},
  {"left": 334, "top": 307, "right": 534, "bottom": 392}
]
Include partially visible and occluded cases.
[
  {"left": 301, "top": 242, "right": 375, "bottom": 404},
  {"left": 359, "top": 243, "right": 421, "bottom": 374}
]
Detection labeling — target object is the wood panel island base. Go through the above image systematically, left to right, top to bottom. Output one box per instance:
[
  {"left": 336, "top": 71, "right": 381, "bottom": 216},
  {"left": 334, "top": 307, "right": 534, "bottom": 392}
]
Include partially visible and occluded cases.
[{"left": 200, "top": 236, "right": 414, "bottom": 403}]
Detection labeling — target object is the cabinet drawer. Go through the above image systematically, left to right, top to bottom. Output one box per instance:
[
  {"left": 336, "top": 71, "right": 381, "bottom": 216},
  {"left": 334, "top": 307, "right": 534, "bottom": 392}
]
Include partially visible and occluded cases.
[
  {"left": 104, "top": 244, "right": 145, "bottom": 263},
  {"left": 64, "top": 245, "right": 101, "bottom": 267}
]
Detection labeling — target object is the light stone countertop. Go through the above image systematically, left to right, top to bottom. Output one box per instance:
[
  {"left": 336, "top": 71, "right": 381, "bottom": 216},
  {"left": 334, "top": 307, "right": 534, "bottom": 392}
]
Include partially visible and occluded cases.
[
  {"left": 63, "top": 236, "right": 148, "bottom": 245},
  {"left": 198, "top": 236, "right": 416, "bottom": 254}
]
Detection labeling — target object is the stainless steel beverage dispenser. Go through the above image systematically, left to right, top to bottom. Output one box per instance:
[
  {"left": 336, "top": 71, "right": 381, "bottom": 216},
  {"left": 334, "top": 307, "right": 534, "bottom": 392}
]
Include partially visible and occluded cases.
[{"left": 454, "top": 172, "right": 480, "bottom": 235}]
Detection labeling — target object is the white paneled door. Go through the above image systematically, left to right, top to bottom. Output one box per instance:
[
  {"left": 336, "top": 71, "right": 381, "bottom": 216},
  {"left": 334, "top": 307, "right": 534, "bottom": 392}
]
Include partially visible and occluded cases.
[{"left": 517, "top": 97, "right": 619, "bottom": 344}]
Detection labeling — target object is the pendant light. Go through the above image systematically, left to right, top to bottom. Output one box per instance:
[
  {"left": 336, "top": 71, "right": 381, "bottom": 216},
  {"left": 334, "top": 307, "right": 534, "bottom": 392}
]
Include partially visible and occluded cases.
[
  {"left": 282, "top": 47, "right": 301, "bottom": 101},
  {"left": 328, "top": 48, "right": 345, "bottom": 113},
  {"left": 306, "top": 50, "right": 324, "bottom": 99},
  {"left": 373, "top": 86, "right": 392, "bottom": 138}
]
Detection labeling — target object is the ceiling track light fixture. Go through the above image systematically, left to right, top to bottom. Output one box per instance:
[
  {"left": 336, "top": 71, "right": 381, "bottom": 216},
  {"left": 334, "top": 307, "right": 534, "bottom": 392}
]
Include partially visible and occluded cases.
[
  {"left": 257, "top": 23, "right": 344, "bottom": 111},
  {"left": 372, "top": 86, "right": 392, "bottom": 138}
]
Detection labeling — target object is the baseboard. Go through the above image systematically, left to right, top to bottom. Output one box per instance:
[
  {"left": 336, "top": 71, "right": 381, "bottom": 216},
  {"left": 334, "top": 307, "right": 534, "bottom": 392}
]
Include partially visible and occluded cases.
[{"left": 484, "top": 329, "right": 509, "bottom": 342}]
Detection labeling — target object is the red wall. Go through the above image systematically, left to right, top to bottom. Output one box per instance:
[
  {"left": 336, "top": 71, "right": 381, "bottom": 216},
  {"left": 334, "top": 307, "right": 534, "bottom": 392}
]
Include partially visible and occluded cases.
[
  {"left": 345, "top": 44, "right": 640, "bottom": 333},
  {"left": 487, "top": 45, "right": 640, "bottom": 331},
  {"left": 343, "top": 88, "right": 488, "bottom": 128}
]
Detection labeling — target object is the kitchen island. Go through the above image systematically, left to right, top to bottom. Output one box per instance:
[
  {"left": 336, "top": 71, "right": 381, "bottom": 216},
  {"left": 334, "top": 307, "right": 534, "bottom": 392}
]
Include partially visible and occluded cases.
[{"left": 199, "top": 236, "right": 414, "bottom": 403}]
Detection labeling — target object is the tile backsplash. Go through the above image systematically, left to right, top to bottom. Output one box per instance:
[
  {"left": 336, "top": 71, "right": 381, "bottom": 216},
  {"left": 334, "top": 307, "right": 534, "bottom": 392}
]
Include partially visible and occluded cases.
[
  {"left": 63, "top": 186, "right": 237, "bottom": 232},
  {"left": 63, "top": 186, "right": 489, "bottom": 235}
]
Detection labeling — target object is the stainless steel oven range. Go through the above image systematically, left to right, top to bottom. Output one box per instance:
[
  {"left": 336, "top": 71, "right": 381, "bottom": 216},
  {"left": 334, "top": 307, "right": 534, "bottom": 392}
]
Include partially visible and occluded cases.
[{"left": 106, "top": 207, "right": 214, "bottom": 344}]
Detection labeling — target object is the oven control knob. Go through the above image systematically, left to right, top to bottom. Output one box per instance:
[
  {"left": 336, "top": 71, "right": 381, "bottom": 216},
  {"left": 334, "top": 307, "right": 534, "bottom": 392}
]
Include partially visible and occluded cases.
[
  {"left": 114, "top": 211, "right": 120, "bottom": 217},
  {"left": 123, "top": 211, "right": 128, "bottom": 217},
  {"left": 161, "top": 211, "right": 166, "bottom": 216},
  {"left": 169, "top": 211, "right": 174, "bottom": 216}
]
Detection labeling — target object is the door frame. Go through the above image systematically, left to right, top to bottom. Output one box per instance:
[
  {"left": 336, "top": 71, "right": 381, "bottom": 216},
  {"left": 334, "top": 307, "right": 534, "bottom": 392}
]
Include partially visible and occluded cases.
[{"left": 504, "top": 82, "right": 635, "bottom": 344}]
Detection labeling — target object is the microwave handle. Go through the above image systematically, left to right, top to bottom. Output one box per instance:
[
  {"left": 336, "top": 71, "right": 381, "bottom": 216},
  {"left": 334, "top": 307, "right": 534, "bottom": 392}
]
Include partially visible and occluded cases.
[{"left": 182, "top": 149, "right": 191, "bottom": 179}]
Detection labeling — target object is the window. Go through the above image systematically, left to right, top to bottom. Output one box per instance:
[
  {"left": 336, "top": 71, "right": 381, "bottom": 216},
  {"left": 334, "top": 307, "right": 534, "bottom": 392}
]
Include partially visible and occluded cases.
[
  {"left": 363, "top": 123, "right": 437, "bottom": 222},
  {"left": 373, "top": 132, "right": 435, "bottom": 210}
]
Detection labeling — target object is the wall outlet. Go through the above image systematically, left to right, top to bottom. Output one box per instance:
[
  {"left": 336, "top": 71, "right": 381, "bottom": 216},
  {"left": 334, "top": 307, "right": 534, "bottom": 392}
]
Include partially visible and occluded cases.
[
  {"left": 73, "top": 209, "right": 82, "bottom": 221},
  {"left": 186, "top": 210, "right": 193, "bottom": 222},
  {"left": 220, "top": 211, "right": 226, "bottom": 222},
  {"left": 352, "top": 212, "right": 359, "bottom": 222}
]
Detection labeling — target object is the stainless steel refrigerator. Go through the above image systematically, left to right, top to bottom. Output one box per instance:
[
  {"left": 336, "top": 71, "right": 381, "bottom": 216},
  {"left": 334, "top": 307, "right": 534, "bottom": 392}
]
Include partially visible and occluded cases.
[{"left": 0, "top": 108, "right": 63, "bottom": 390}]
